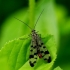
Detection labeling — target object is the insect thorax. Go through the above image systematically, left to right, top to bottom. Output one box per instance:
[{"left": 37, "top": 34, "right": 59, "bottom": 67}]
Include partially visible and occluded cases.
[
  {"left": 31, "top": 29, "right": 39, "bottom": 47},
  {"left": 31, "top": 30, "right": 37, "bottom": 39}
]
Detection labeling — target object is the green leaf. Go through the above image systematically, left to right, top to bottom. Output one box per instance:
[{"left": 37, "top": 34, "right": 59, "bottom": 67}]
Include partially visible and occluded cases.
[
  {"left": 0, "top": 34, "right": 56, "bottom": 70},
  {"left": 0, "top": 37, "right": 30, "bottom": 70},
  {"left": 53, "top": 66, "right": 63, "bottom": 70}
]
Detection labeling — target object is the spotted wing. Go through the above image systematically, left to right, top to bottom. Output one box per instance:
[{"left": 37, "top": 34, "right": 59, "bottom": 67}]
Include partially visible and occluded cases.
[
  {"left": 37, "top": 34, "right": 51, "bottom": 63},
  {"left": 29, "top": 40, "right": 38, "bottom": 67},
  {"left": 39, "top": 42, "right": 51, "bottom": 63}
]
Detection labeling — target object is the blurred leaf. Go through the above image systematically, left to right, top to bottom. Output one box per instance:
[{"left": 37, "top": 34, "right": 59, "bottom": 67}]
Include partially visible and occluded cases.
[
  {"left": 54, "top": 5, "right": 70, "bottom": 70},
  {"left": 55, "top": 5, "right": 70, "bottom": 34},
  {"left": 55, "top": 5, "right": 67, "bottom": 22},
  {"left": 0, "top": 9, "right": 29, "bottom": 49},
  {"left": 62, "top": 18, "right": 70, "bottom": 34},
  {"left": 62, "top": 64, "right": 70, "bottom": 70},
  {"left": 53, "top": 66, "right": 63, "bottom": 70}
]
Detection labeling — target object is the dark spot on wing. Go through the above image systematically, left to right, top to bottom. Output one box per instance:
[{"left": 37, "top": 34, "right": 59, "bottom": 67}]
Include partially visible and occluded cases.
[
  {"left": 41, "top": 43, "right": 43, "bottom": 45},
  {"left": 31, "top": 45, "right": 33, "bottom": 47},
  {"left": 38, "top": 45, "right": 41, "bottom": 47},
  {"left": 33, "top": 46, "right": 36, "bottom": 48},
  {"left": 43, "top": 46, "right": 46, "bottom": 48},
  {"left": 30, "top": 49, "right": 33, "bottom": 52},
  {"left": 41, "top": 51, "right": 44, "bottom": 53},
  {"left": 44, "top": 51, "right": 49, "bottom": 54},
  {"left": 34, "top": 53, "right": 37, "bottom": 55},
  {"left": 29, "top": 55, "right": 34, "bottom": 58},
  {"left": 47, "top": 57, "right": 51, "bottom": 63},
  {"left": 35, "top": 58, "right": 37, "bottom": 59},
  {"left": 44, "top": 58, "right": 47, "bottom": 60},
  {"left": 29, "top": 61, "right": 34, "bottom": 67},
  {"left": 34, "top": 61, "right": 36, "bottom": 63}
]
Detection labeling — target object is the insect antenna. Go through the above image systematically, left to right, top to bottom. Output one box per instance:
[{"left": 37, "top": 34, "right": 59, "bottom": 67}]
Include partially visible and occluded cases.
[
  {"left": 34, "top": 9, "right": 44, "bottom": 29},
  {"left": 14, "top": 17, "right": 33, "bottom": 30}
]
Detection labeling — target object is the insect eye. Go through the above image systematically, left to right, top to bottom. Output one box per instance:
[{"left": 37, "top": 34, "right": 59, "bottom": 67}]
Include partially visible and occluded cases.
[{"left": 32, "top": 30, "right": 35, "bottom": 32}]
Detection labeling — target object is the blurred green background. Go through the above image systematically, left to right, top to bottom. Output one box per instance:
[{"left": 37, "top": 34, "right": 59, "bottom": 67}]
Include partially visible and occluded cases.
[{"left": 0, "top": 0, "right": 70, "bottom": 70}]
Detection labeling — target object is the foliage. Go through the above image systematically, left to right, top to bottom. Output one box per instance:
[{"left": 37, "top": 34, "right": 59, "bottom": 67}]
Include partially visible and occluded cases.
[{"left": 0, "top": 0, "right": 70, "bottom": 70}]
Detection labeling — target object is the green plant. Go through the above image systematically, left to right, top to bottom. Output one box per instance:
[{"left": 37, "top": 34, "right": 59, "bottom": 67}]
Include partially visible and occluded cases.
[{"left": 0, "top": 0, "right": 62, "bottom": 70}]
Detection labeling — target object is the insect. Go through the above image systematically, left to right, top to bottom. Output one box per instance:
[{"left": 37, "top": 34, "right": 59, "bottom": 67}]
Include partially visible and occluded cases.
[{"left": 14, "top": 9, "right": 51, "bottom": 67}]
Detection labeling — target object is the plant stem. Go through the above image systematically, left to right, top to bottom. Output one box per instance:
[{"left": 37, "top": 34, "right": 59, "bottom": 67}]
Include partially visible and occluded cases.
[{"left": 29, "top": 0, "right": 35, "bottom": 29}]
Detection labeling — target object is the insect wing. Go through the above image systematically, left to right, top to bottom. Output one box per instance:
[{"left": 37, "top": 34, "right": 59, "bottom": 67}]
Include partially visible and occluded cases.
[
  {"left": 36, "top": 34, "right": 51, "bottom": 63},
  {"left": 29, "top": 41, "right": 38, "bottom": 67},
  {"left": 40, "top": 43, "right": 51, "bottom": 63}
]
